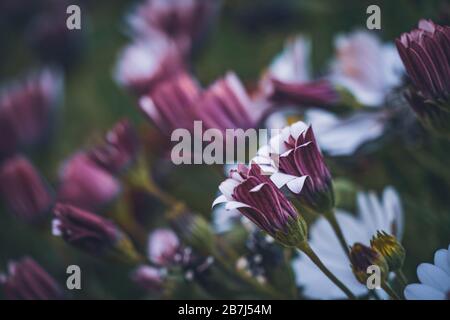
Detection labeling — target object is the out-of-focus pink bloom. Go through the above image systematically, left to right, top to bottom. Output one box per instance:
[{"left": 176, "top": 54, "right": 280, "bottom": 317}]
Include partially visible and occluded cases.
[
  {"left": 126, "top": 0, "right": 220, "bottom": 55},
  {"left": 396, "top": 20, "right": 450, "bottom": 136},
  {"left": 330, "top": 30, "right": 403, "bottom": 107},
  {"left": 264, "top": 36, "right": 339, "bottom": 107},
  {"left": 114, "top": 39, "right": 184, "bottom": 95},
  {"left": 0, "top": 69, "right": 62, "bottom": 155},
  {"left": 139, "top": 71, "right": 201, "bottom": 136},
  {"left": 196, "top": 72, "right": 260, "bottom": 132},
  {"left": 89, "top": 119, "right": 139, "bottom": 174},
  {"left": 254, "top": 121, "right": 333, "bottom": 213},
  {"left": 57, "top": 153, "right": 121, "bottom": 210},
  {"left": 0, "top": 155, "right": 53, "bottom": 222},
  {"left": 213, "top": 164, "right": 307, "bottom": 247},
  {"left": 52, "top": 203, "right": 122, "bottom": 255},
  {"left": 147, "top": 228, "right": 180, "bottom": 266},
  {"left": 0, "top": 257, "right": 63, "bottom": 300},
  {"left": 131, "top": 265, "right": 165, "bottom": 292}
]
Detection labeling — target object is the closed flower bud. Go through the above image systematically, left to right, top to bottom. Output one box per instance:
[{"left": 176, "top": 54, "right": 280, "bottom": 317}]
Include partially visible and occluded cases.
[
  {"left": 396, "top": 20, "right": 450, "bottom": 136},
  {"left": 0, "top": 69, "right": 62, "bottom": 156},
  {"left": 89, "top": 119, "right": 139, "bottom": 174},
  {"left": 57, "top": 152, "right": 121, "bottom": 211},
  {"left": 0, "top": 155, "right": 53, "bottom": 222},
  {"left": 213, "top": 164, "right": 308, "bottom": 248},
  {"left": 52, "top": 203, "right": 140, "bottom": 263},
  {"left": 148, "top": 228, "right": 180, "bottom": 266},
  {"left": 370, "top": 231, "right": 405, "bottom": 272},
  {"left": 349, "top": 243, "right": 389, "bottom": 285},
  {"left": 0, "top": 257, "right": 64, "bottom": 300}
]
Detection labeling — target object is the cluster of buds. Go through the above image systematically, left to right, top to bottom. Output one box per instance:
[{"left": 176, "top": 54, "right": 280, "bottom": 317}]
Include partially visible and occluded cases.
[
  {"left": 396, "top": 20, "right": 450, "bottom": 137},
  {"left": 0, "top": 257, "right": 64, "bottom": 300}
]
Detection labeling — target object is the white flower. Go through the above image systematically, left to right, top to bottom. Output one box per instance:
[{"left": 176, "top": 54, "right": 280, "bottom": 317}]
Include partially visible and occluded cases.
[
  {"left": 330, "top": 30, "right": 404, "bottom": 107},
  {"left": 268, "top": 36, "right": 312, "bottom": 83},
  {"left": 305, "top": 109, "right": 385, "bottom": 156},
  {"left": 292, "top": 187, "right": 404, "bottom": 299},
  {"left": 404, "top": 244, "right": 450, "bottom": 300}
]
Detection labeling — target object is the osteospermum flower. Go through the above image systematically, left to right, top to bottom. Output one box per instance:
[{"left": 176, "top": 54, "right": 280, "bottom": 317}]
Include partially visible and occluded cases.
[
  {"left": 126, "top": 0, "right": 220, "bottom": 55},
  {"left": 396, "top": 20, "right": 450, "bottom": 136},
  {"left": 330, "top": 30, "right": 403, "bottom": 107},
  {"left": 263, "top": 36, "right": 338, "bottom": 107},
  {"left": 114, "top": 39, "right": 183, "bottom": 95},
  {"left": 0, "top": 68, "right": 62, "bottom": 156},
  {"left": 139, "top": 71, "right": 200, "bottom": 136},
  {"left": 89, "top": 119, "right": 139, "bottom": 174},
  {"left": 255, "top": 121, "right": 333, "bottom": 214},
  {"left": 57, "top": 152, "right": 121, "bottom": 211},
  {"left": 0, "top": 155, "right": 53, "bottom": 223},
  {"left": 213, "top": 163, "right": 307, "bottom": 247},
  {"left": 292, "top": 187, "right": 403, "bottom": 299},
  {"left": 52, "top": 203, "right": 140, "bottom": 262},
  {"left": 147, "top": 228, "right": 180, "bottom": 266},
  {"left": 349, "top": 242, "right": 389, "bottom": 285},
  {"left": 404, "top": 244, "right": 450, "bottom": 300},
  {"left": 0, "top": 257, "right": 64, "bottom": 300},
  {"left": 131, "top": 265, "right": 165, "bottom": 293}
]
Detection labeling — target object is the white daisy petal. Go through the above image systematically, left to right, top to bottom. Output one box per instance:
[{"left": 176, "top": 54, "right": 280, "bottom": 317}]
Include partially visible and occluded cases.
[
  {"left": 270, "top": 172, "right": 298, "bottom": 188},
  {"left": 286, "top": 176, "right": 308, "bottom": 194},
  {"left": 212, "top": 195, "right": 228, "bottom": 208},
  {"left": 224, "top": 201, "right": 250, "bottom": 211},
  {"left": 434, "top": 249, "right": 450, "bottom": 277},
  {"left": 417, "top": 263, "right": 450, "bottom": 293},
  {"left": 404, "top": 284, "right": 446, "bottom": 300}
]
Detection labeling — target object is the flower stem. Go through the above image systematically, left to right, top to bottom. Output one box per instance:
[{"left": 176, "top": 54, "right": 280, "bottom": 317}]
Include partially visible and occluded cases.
[
  {"left": 325, "top": 211, "right": 350, "bottom": 259},
  {"left": 298, "top": 242, "right": 356, "bottom": 300},
  {"left": 395, "top": 269, "right": 408, "bottom": 293},
  {"left": 381, "top": 282, "right": 400, "bottom": 300}
]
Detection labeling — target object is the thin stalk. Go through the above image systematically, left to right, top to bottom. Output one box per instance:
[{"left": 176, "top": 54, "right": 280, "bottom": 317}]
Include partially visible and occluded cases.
[
  {"left": 325, "top": 211, "right": 351, "bottom": 259},
  {"left": 299, "top": 242, "right": 356, "bottom": 300},
  {"left": 395, "top": 269, "right": 408, "bottom": 287},
  {"left": 381, "top": 282, "right": 400, "bottom": 300}
]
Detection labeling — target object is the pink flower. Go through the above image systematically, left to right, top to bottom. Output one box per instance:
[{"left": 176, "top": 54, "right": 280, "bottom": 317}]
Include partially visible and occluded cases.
[
  {"left": 0, "top": 69, "right": 62, "bottom": 155},
  {"left": 57, "top": 153, "right": 121, "bottom": 210},
  {"left": 0, "top": 155, "right": 53, "bottom": 222},
  {"left": 213, "top": 164, "right": 307, "bottom": 247},
  {"left": 148, "top": 228, "right": 180, "bottom": 266},
  {"left": 0, "top": 257, "right": 63, "bottom": 300},
  {"left": 131, "top": 265, "right": 165, "bottom": 292}
]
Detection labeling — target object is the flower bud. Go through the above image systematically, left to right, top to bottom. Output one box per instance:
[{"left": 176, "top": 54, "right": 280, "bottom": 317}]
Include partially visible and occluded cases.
[
  {"left": 0, "top": 155, "right": 53, "bottom": 222},
  {"left": 52, "top": 203, "right": 140, "bottom": 263},
  {"left": 148, "top": 228, "right": 180, "bottom": 266},
  {"left": 370, "top": 231, "right": 405, "bottom": 272},
  {"left": 349, "top": 243, "right": 389, "bottom": 285},
  {"left": 0, "top": 257, "right": 64, "bottom": 300},
  {"left": 131, "top": 265, "right": 165, "bottom": 293}
]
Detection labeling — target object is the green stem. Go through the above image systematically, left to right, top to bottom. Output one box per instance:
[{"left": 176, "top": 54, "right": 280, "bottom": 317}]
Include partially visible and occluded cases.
[
  {"left": 325, "top": 211, "right": 351, "bottom": 259},
  {"left": 299, "top": 242, "right": 356, "bottom": 300},
  {"left": 395, "top": 269, "right": 408, "bottom": 292},
  {"left": 381, "top": 282, "right": 400, "bottom": 300}
]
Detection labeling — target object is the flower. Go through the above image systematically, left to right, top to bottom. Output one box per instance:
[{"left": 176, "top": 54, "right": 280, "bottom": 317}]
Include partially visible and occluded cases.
[
  {"left": 126, "top": 0, "right": 220, "bottom": 55},
  {"left": 395, "top": 20, "right": 450, "bottom": 136},
  {"left": 330, "top": 30, "right": 403, "bottom": 106},
  {"left": 263, "top": 36, "right": 338, "bottom": 107},
  {"left": 114, "top": 39, "right": 183, "bottom": 95},
  {"left": 0, "top": 68, "right": 62, "bottom": 156},
  {"left": 139, "top": 71, "right": 200, "bottom": 136},
  {"left": 304, "top": 109, "right": 386, "bottom": 156},
  {"left": 89, "top": 119, "right": 140, "bottom": 174},
  {"left": 255, "top": 121, "right": 333, "bottom": 214},
  {"left": 57, "top": 152, "right": 121, "bottom": 210},
  {"left": 0, "top": 155, "right": 53, "bottom": 222},
  {"left": 213, "top": 163, "right": 307, "bottom": 247},
  {"left": 292, "top": 187, "right": 404, "bottom": 299},
  {"left": 52, "top": 203, "right": 140, "bottom": 262},
  {"left": 148, "top": 228, "right": 180, "bottom": 266},
  {"left": 371, "top": 231, "right": 405, "bottom": 272},
  {"left": 349, "top": 242, "right": 389, "bottom": 285},
  {"left": 404, "top": 244, "right": 450, "bottom": 300},
  {"left": 0, "top": 257, "right": 63, "bottom": 300},
  {"left": 131, "top": 265, "right": 165, "bottom": 293}
]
